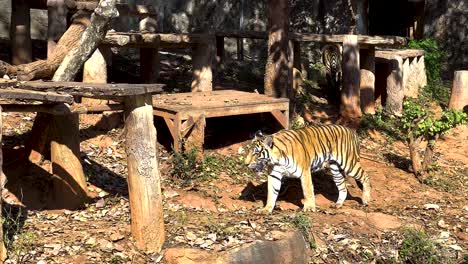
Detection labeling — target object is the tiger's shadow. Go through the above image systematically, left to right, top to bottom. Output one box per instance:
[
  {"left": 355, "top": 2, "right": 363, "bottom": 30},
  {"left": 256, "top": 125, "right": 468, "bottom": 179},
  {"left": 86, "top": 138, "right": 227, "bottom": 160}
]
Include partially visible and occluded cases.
[{"left": 239, "top": 171, "right": 362, "bottom": 209}]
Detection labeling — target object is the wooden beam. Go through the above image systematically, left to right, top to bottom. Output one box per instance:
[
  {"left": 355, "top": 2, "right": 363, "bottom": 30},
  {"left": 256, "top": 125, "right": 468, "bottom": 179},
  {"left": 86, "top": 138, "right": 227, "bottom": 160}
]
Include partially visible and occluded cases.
[
  {"left": 10, "top": 0, "right": 32, "bottom": 65},
  {"left": 103, "top": 32, "right": 214, "bottom": 49},
  {"left": 340, "top": 35, "right": 362, "bottom": 119},
  {"left": 0, "top": 81, "right": 164, "bottom": 98},
  {"left": 0, "top": 88, "right": 74, "bottom": 103},
  {"left": 124, "top": 94, "right": 165, "bottom": 252},
  {"left": 0, "top": 103, "right": 124, "bottom": 114}
]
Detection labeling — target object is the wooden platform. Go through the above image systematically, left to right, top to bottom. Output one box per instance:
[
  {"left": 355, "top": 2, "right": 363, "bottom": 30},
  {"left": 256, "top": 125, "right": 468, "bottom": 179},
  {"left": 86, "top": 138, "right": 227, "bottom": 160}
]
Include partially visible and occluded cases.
[{"left": 152, "top": 90, "right": 289, "bottom": 151}]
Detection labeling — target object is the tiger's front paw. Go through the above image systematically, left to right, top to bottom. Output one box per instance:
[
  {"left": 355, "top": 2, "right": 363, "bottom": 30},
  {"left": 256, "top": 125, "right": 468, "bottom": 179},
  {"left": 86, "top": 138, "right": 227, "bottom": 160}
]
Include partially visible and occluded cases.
[
  {"left": 330, "top": 202, "right": 343, "bottom": 209},
  {"left": 302, "top": 204, "right": 316, "bottom": 212},
  {"left": 256, "top": 206, "right": 273, "bottom": 214}
]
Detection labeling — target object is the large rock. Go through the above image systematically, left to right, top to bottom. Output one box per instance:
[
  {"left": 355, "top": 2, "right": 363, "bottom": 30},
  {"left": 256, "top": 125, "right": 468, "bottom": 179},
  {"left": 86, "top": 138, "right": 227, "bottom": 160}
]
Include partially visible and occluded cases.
[{"left": 164, "top": 231, "right": 308, "bottom": 264}]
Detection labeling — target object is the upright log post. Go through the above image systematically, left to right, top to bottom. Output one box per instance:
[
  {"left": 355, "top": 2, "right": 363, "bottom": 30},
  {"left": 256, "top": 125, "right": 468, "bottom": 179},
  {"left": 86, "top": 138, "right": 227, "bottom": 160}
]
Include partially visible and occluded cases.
[
  {"left": 10, "top": 0, "right": 32, "bottom": 65},
  {"left": 47, "top": 0, "right": 68, "bottom": 58},
  {"left": 264, "top": 0, "right": 290, "bottom": 98},
  {"left": 139, "top": 15, "right": 160, "bottom": 83},
  {"left": 340, "top": 34, "right": 361, "bottom": 119},
  {"left": 216, "top": 36, "right": 225, "bottom": 63},
  {"left": 191, "top": 42, "right": 214, "bottom": 92},
  {"left": 360, "top": 47, "right": 375, "bottom": 114},
  {"left": 385, "top": 56, "right": 404, "bottom": 116},
  {"left": 448, "top": 70, "right": 468, "bottom": 111},
  {"left": 124, "top": 94, "right": 165, "bottom": 252},
  {"left": 0, "top": 106, "right": 7, "bottom": 262}
]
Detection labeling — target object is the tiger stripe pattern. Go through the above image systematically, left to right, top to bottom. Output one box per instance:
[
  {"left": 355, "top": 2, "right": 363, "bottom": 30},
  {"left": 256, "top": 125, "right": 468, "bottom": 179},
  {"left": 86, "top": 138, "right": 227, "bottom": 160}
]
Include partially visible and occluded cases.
[
  {"left": 322, "top": 44, "right": 342, "bottom": 105},
  {"left": 245, "top": 124, "right": 371, "bottom": 214}
]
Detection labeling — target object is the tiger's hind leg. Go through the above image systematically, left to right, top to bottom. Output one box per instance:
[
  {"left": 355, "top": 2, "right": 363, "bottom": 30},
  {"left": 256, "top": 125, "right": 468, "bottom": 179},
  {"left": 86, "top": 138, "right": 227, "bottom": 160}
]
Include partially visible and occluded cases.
[
  {"left": 346, "top": 162, "right": 371, "bottom": 206},
  {"left": 329, "top": 163, "right": 347, "bottom": 208}
]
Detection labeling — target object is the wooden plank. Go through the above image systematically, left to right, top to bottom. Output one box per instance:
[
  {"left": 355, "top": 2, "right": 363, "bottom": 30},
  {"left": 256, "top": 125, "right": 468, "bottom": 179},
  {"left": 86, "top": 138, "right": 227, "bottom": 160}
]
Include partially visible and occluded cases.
[
  {"left": 103, "top": 32, "right": 214, "bottom": 49},
  {"left": 376, "top": 49, "right": 424, "bottom": 59},
  {"left": 0, "top": 81, "right": 165, "bottom": 98},
  {"left": 0, "top": 88, "right": 74, "bottom": 103},
  {"left": 124, "top": 94, "right": 165, "bottom": 252},
  {"left": 0, "top": 103, "right": 124, "bottom": 114}
]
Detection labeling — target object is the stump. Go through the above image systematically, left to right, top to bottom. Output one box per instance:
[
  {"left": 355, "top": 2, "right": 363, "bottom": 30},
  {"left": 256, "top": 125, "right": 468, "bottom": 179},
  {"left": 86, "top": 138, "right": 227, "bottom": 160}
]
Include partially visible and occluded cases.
[
  {"left": 340, "top": 34, "right": 362, "bottom": 119},
  {"left": 360, "top": 47, "right": 375, "bottom": 114},
  {"left": 385, "top": 57, "right": 404, "bottom": 116},
  {"left": 448, "top": 71, "right": 468, "bottom": 111},
  {"left": 124, "top": 94, "right": 165, "bottom": 252}
]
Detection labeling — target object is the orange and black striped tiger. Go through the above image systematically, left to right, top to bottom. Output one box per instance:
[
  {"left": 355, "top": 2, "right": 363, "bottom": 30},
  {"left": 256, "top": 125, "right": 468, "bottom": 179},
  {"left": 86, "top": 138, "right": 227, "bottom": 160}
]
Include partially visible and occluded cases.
[{"left": 245, "top": 124, "right": 371, "bottom": 214}]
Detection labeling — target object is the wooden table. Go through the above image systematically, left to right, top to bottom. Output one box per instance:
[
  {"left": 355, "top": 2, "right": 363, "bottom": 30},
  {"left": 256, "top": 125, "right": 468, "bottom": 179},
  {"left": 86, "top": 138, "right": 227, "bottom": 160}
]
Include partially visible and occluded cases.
[
  {"left": 215, "top": 31, "right": 407, "bottom": 117},
  {"left": 0, "top": 80, "right": 165, "bottom": 251},
  {"left": 152, "top": 90, "right": 290, "bottom": 152}
]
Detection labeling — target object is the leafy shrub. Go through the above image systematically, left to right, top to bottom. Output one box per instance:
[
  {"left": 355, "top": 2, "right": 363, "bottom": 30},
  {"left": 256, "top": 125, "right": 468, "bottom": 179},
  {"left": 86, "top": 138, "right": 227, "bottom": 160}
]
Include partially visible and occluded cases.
[
  {"left": 408, "top": 39, "right": 445, "bottom": 83},
  {"left": 399, "top": 228, "right": 446, "bottom": 264}
]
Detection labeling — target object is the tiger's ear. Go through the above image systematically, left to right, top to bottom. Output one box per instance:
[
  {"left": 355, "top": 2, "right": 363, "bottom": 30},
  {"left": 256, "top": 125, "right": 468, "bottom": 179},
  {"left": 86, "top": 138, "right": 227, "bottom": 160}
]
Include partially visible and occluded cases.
[
  {"left": 254, "top": 130, "right": 264, "bottom": 139},
  {"left": 263, "top": 135, "right": 274, "bottom": 148}
]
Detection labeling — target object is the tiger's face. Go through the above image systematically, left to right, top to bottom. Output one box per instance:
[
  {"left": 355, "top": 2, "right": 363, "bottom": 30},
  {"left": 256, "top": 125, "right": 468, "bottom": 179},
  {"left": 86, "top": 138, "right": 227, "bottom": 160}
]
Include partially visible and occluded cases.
[{"left": 245, "top": 131, "right": 274, "bottom": 174}]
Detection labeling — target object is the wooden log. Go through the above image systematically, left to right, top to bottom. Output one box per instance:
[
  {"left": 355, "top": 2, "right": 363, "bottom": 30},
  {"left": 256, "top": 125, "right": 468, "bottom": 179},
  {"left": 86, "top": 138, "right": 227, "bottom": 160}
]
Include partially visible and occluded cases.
[
  {"left": 10, "top": 0, "right": 32, "bottom": 65},
  {"left": 47, "top": 0, "right": 68, "bottom": 58},
  {"left": 264, "top": 0, "right": 290, "bottom": 98},
  {"left": 53, "top": 1, "right": 118, "bottom": 81},
  {"left": 103, "top": 32, "right": 213, "bottom": 49},
  {"left": 340, "top": 34, "right": 362, "bottom": 119},
  {"left": 191, "top": 43, "right": 214, "bottom": 92},
  {"left": 360, "top": 47, "right": 375, "bottom": 114},
  {"left": 384, "top": 56, "right": 404, "bottom": 116},
  {"left": 448, "top": 71, "right": 468, "bottom": 111},
  {"left": 124, "top": 94, "right": 165, "bottom": 252},
  {"left": 0, "top": 106, "right": 7, "bottom": 262},
  {"left": 49, "top": 112, "right": 89, "bottom": 209}
]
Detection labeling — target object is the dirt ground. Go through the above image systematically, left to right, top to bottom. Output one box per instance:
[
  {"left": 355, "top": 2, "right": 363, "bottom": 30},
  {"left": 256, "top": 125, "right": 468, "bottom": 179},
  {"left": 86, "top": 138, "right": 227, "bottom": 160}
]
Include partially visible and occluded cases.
[{"left": 1, "top": 105, "right": 467, "bottom": 263}]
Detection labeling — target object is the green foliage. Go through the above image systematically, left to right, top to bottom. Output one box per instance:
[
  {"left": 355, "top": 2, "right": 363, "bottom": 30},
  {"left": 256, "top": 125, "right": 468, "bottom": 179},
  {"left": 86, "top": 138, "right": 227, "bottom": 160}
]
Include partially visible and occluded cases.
[
  {"left": 408, "top": 39, "right": 445, "bottom": 83},
  {"left": 402, "top": 100, "right": 467, "bottom": 141},
  {"left": 359, "top": 108, "right": 404, "bottom": 142},
  {"left": 170, "top": 149, "right": 251, "bottom": 183},
  {"left": 2, "top": 206, "right": 37, "bottom": 263},
  {"left": 287, "top": 213, "right": 315, "bottom": 249},
  {"left": 399, "top": 228, "right": 447, "bottom": 264}
]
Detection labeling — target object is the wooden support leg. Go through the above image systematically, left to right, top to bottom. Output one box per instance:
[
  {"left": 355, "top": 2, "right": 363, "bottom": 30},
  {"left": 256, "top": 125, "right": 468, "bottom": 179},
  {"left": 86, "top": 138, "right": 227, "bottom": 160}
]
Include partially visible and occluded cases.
[
  {"left": 10, "top": 0, "right": 32, "bottom": 65},
  {"left": 47, "top": 0, "right": 68, "bottom": 58},
  {"left": 340, "top": 34, "right": 361, "bottom": 119},
  {"left": 216, "top": 36, "right": 225, "bottom": 64},
  {"left": 237, "top": 38, "right": 244, "bottom": 61},
  {"left": 292, "top": 41, "right": 303, "bottom": 93},
  {"left": 192, "top": 43, "right": 214, "bottom": 92},
  {"left": 360, "top": 47, "right": 375, "bottom": 114},
  {"left": 140, "top": 48, "right": 160, "bottom": 83},
  {"left": 385, "top": 56, "right": 404, "bottom": 116},
  {"left": 124, "top": 94, "right": 165, "bottom": 252},
  {"left": 0, "top": 106, "right": 7, "bottom": 262},
  {"left": 271, "top": 109, "right": 289, "bottom": 129},
  {"left": 49, "top": 112, "right": 89, "bottom": 209},
  {"left": 26, "top": 113, "right": 52, "bottom": 163},
  {"left": 173, "top": 115, "right": 182, "bottom": 152},
  {"left": 184, "top": 115, "right": 206, "bottom": 159}
]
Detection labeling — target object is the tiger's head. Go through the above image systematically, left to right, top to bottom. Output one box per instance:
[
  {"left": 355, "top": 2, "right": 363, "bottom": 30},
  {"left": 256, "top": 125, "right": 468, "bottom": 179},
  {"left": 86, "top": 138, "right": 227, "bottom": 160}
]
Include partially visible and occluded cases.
[{"left": 245, "top": 130, "right": 274, "bottom": 174}]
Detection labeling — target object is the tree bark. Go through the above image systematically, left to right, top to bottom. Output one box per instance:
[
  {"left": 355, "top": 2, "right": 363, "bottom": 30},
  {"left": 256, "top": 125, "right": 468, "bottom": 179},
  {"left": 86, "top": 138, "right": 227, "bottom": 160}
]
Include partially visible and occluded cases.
[
  {"left": 10, "top": 0, "right": 32, "bottom": 65},
  {"left": 264, "top": 0, "right": 291, "bottom": 98},
  {"left": 340, "top": 34, "right": 362, "bottom": 119},
  {"left": 360, "top": 47, "right": 375, "bottom": 114},
  {"left": 448, "top": 71, "right": 468, "bottom": 111},
  {"left": 124, "top": 94, "right": 165, "bottom": 252}
]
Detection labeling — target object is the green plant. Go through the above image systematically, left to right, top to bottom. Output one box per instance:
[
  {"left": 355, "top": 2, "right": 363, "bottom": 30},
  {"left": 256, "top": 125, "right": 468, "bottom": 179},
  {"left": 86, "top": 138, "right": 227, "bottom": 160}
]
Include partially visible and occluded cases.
[
  {"left": 408, "top": 39, "right": 445, "bottom": 83},
  {"left": 170, "top": 148, "right": 199, "bottom": 181},
  {"left": 3, "top": 205, "right": 37, "bottom": 264},
  {"left": 289, "top": 213, "right": 315, "bottom": 249},
  {"left": 399, "top": 228, "right": 446, "bottom": 264}
]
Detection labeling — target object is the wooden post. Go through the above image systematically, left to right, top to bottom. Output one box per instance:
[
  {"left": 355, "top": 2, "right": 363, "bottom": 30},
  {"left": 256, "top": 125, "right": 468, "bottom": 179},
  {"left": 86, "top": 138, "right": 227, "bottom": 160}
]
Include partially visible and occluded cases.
[
  {"left": 10, "top": 0, "right": 32, "bottom": 65},
  {"left": 47, "top": 0, "right": 68, "bottom": 58},
  {"left": 264, "top": 0, "right": 290, "bottom": 98},
  {"left": 355, "top": 0, "right": 369, "bottom": 35},
  {"left": 140, "top": 16, "right": 160, "bottom": 83},
  {"left": 340, "top": 34, "right": 361, "bottom": 119},
  {"left": 216, "top": 36, "right": 225, "bottom": 64},
  {"left": 237, "top": 38, "right": 244, "bottom": 61},
  {"left": 292, "top": 41, "right": 303, "bottom": 92},
  {"left": 191, "top": 42, "right": 214, "bottom": 92},
  {"left": 360, "top": 47, "right": 375, "bottom": 114},
  {"left": 83, "top": 48, "right": 108, "bottom": 84},
  {"left": 385, "top": 56, "right": 404, "bottom": 116},
  {"left": 448, "top": 71, "right": 468, "bottom": 111},
  {"left": 124, "top": 94, "right": 165, "bottom": 252},
  {"left": 0, "top": 106, "right": 7, "bottom": 262},
  {"left": 49, "top": 112, "right": 89, "bottom": 209},
  {"left": 184, "top": 115, "right": 206, "bottom": 159}
]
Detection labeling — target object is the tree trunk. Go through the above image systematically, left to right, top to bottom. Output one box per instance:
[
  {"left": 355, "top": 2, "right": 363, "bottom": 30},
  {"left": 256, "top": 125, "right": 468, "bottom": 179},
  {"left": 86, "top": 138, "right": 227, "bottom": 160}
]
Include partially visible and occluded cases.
[
  {"left": 10, "top": 0, "right": 32, "bottom": 65},
  {"left": 264, "top": 0, "right": 291, "bottom": 98},
  {"left": 340, "top": 34, "right": 361, "bottom": 119},
  {"left": 360, "top": 47, "right": 375, "bottom": 114},
  {"left": 448, "top": 70, "right": 468, "bottom": 111},
  {"left": 124, "top": 94, "right": 165, "bottom": 252},
  {"left": 0, "top": 106, "right": 7, "bottom": 262},
  {"left": 408, "top": 137, "right": 424, "bottom": 182},
  {"left": 422, "top": 138, "right": 437, "bottom": 173}
]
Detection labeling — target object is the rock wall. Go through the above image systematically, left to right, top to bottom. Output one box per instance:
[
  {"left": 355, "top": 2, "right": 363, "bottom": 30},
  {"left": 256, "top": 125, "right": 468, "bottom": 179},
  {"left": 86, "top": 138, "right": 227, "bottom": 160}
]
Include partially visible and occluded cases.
[{"left": 424, "top": 0, "right": 468, "bottom": 75}]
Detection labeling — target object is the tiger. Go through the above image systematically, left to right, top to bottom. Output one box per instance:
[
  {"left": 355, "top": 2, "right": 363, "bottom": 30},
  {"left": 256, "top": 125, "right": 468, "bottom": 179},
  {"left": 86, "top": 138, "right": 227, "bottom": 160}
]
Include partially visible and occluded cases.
[
  {"left": 322, "top": 44, "right": 342, "bottom": 105},
  {"left": 245, "top": 124, "right": 371, "bottom": 214}
]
